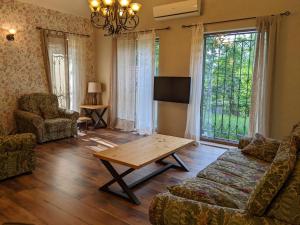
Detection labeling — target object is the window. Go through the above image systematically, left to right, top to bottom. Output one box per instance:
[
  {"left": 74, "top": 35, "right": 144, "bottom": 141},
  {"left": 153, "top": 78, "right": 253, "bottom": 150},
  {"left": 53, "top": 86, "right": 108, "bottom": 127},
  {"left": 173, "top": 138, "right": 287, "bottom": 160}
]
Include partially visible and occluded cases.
[
  {"left": 201, "top": 30, "right": 257, "bottom": 142},
  {"left": 52, "top": 53, "right": 68, "bottom": 109}
]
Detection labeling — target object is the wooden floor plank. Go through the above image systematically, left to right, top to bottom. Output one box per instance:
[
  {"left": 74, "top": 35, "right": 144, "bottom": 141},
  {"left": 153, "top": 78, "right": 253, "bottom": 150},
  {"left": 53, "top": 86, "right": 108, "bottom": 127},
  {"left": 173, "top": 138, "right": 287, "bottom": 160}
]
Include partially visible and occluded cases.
[{"left": 0, "top": 129, "right": 227, "bottom": 225}]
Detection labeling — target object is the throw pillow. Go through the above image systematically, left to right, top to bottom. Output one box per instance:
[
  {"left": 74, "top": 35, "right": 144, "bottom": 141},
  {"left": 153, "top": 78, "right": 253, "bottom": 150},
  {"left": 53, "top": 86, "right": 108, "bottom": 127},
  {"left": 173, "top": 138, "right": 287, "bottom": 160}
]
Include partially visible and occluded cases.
[
  {"left": 292, "top": 122, "right": 300, "bottom": 150},
  {"left": 242, "top": 133, "right": 280, "bottom": 162},
  {"left": 247, "top": 136, "right": 297, "bottom": 216}
]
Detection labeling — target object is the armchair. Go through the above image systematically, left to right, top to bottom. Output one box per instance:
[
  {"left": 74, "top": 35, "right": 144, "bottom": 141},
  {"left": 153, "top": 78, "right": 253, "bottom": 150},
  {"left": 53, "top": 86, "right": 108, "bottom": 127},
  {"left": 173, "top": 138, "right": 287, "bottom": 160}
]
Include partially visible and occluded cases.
[
  {"left": 15, "top": 93, "right": 79, "bottom": 143},
  {"left": 0, "top": 131, "right": 36, "bottom": 181}
]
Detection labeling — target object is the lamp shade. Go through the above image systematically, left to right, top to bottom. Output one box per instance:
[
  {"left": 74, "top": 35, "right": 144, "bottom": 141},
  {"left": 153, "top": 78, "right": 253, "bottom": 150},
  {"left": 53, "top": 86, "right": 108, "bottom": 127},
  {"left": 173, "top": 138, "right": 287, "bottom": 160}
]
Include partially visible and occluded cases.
[{"left": 88, "top": 82, "right": 102, "bottom": 93}]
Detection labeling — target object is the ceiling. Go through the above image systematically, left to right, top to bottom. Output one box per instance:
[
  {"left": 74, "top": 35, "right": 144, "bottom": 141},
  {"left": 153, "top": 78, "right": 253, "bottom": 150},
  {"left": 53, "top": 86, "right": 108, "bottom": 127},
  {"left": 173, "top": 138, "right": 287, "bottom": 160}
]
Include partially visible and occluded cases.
[{"left": 18, "top": 0, "right": 90, "bottom": 18}]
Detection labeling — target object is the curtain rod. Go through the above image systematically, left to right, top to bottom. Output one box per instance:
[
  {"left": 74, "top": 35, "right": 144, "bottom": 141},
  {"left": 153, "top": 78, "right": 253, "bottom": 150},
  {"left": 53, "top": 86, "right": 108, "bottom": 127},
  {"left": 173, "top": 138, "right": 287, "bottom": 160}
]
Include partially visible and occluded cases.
[
  {"left": 182, "top": 10, "right": 291, "bottom": 28},
  {"left": 105, "top": 26, "right": 171, "bottom": 36},
  {"left": 36, "top": 27, "right": 90, "bottom": 38}
]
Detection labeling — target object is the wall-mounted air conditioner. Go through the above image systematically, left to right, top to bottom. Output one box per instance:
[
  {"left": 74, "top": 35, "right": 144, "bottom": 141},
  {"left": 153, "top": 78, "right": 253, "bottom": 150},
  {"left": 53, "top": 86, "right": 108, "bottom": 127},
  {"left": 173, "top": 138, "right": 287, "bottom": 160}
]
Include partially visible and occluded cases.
[{"left": 153, "top": 0, "right": 201, "bottom": 21}]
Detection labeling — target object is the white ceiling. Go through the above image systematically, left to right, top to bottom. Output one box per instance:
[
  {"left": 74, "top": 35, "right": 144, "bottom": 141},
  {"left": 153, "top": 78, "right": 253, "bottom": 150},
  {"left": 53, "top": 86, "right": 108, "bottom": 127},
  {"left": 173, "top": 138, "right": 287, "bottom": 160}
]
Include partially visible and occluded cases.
[{"left": 18, "top": 0, "right": 91, "bottom": 18}]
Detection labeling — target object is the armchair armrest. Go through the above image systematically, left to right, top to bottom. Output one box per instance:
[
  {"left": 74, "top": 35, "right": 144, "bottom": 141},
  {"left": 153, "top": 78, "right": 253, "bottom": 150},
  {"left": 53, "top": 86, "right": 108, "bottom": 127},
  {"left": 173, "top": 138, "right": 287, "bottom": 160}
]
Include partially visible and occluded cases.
[
  {"left": 58, "top": 108, "right": 79, "bottom": 122},
  {"left": 15, "top": 110, "right": 46, "bottom": 143},
  {"left": 15, "top": 110, "right": 44, "bottom": 126},
  {"left": 0, "top": 133, "right": 36, "bottom": 153},
  {"left": 238, "top": 136, "right": 253, "bottom": 149},
  {"left": 149, "top": 193, "right": 283, "bottom": 225}
]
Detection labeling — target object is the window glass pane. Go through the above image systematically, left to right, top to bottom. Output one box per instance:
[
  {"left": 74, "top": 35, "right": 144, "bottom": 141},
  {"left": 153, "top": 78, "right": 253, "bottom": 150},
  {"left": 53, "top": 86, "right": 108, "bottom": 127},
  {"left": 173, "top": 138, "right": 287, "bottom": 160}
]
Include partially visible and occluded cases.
[{"left": 201, "top": 30, "right": 257, "bottom": 142}]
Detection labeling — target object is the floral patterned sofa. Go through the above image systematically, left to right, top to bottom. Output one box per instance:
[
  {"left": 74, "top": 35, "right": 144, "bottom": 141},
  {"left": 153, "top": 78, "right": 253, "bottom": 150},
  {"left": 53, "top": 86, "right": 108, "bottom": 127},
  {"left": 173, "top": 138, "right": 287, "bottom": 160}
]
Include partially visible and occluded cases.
[
  {"left": 15, "top": 93, "right": 79, "bottom": 143},
  {"left": 149, "top": 124, "right": 300, "bottom": 225},
  {"left": 0, "top": 125, "right": 36, "bottom": 181}
]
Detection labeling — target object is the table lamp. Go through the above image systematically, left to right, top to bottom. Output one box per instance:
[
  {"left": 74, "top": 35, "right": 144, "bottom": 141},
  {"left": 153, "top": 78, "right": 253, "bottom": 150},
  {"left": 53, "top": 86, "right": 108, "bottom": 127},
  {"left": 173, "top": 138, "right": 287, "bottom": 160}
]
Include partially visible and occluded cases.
[{"left": 88, "top": 82, "right": 102, "bottom": 105}]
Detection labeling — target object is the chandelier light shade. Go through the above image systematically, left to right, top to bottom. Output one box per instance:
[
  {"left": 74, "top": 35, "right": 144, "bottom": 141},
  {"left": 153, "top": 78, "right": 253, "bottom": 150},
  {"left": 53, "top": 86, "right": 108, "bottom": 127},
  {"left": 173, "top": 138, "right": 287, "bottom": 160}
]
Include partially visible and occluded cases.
[{"left": 88, "top": 0, "right": 142, "bottom": 35}]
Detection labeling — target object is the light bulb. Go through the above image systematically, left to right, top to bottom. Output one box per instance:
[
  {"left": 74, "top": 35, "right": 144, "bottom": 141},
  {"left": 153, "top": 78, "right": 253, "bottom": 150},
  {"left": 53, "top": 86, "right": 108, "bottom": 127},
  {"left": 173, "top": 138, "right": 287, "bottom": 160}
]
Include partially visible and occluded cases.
[
  {"left": 90, "top": 0, "right": 100, "bottom": 7},
  {"left": 103, "top": 0, "right": 114, "bottom": 6},
  {"left": 118, "top": 0, "right": 131, "bottom": 7},
  {"left": 130, "top": 3, "right": 141, "bottom": 12},
  {"left": 101, "top": 7, "right": 109, "bottom": 16},
  {"left": 128, "top": 8, "right": 135, "bottom": 16},
  {"left": 119, "top": 9, "right": 125, "bottom": 17},
  {"left": 9, "top": 29, "right": 16, "bottom": 34}
]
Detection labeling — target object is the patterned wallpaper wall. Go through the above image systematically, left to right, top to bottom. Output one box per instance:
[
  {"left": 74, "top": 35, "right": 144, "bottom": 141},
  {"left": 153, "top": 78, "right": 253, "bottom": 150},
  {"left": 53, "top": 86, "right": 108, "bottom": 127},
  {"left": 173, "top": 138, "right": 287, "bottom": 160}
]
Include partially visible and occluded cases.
[{"left": 0, "top": 0, "right": 96, "bottom": 133}]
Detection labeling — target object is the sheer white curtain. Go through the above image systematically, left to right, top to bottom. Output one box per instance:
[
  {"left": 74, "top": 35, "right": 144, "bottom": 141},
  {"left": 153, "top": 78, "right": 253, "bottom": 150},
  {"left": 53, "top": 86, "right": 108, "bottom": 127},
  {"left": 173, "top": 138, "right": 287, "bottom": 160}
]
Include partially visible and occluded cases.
[
  {"left": 249, "top": 16, "right": 281, "bottom": 136},
  {"left": 185, "top": 24, "right": 205, "bottom": 141},
  {"left": 135, "top": 31, "right": 156, "bottom": 135},
  {"left": 116, "top": 34, "right": 137, "bottom": 131},
  {"left": 47, "top": 35, "right": 69, "bottom": 108},
  {"left": 68, "top": 35, "right": 87, "bottom": 112}
]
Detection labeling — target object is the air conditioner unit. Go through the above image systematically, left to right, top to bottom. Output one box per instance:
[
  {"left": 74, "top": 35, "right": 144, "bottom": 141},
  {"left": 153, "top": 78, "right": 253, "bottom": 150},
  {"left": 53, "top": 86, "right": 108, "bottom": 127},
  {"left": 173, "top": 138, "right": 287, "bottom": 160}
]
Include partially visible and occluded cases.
[{"left": 153, "top": 0, "right": 201, "bottom": 21}]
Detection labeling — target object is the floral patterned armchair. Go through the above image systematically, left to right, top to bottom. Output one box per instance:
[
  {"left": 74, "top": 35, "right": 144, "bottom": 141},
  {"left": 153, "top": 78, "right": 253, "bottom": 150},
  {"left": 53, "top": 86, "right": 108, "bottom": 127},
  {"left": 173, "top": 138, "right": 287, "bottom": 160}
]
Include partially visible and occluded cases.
[
  {"left": 15, "top": 93, "right": 79, "bottom": 143},
  {"left": 0, "top": 125, "right": 36, "bottom": 181}
]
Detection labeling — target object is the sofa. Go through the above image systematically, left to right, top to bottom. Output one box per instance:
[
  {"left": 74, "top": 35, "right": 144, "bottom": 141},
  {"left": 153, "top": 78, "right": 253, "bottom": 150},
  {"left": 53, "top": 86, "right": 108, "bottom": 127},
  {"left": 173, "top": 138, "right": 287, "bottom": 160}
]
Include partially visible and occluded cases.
[
  {"left": 15, "top": 93, "right": 79, "bottom": 143},
  {"left": 149, "top": 124, "right": 300, "bottom": 225},
  {"left": 0, "top": 125, "right": 36, "bottom": 181}
]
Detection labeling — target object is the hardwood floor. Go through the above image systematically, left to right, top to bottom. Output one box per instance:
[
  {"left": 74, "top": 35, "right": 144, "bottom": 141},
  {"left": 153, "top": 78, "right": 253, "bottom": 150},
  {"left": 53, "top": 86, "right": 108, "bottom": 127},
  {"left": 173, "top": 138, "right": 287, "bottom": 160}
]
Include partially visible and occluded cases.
[{"left": 0, "top": 129, "right": 228, "bottom": 225}]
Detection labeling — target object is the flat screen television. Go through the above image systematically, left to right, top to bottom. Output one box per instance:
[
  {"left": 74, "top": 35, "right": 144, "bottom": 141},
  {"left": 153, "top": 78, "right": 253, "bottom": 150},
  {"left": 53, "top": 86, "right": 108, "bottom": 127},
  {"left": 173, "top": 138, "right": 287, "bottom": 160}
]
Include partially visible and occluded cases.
[{"left": 154, "top": 77, "right": 191, "bottom": 104}]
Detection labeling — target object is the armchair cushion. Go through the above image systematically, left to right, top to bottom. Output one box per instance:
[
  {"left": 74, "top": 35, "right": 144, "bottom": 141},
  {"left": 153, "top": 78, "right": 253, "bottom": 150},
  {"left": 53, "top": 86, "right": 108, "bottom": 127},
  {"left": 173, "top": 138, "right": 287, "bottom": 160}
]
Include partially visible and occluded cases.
[
  {"left": 18, "top": 94, "right": 42, "bottom": 116},
  {"left": 39, "top": 95, "right": 60, "bottom": 119},
  {"left": 58, "top": 109, "right": 79, "bottom": 122},
  {"left": 45, "top": 118, "right": 72, "bottom": 133},
  {"left": 0, "top": 133, "right": 36, "bottom": 153},
  {"left": 242, "top": 133, "right": 281, "bottom": 162},
  {"left": 247, "top": 136, "right": 298, "bottom": 216}
]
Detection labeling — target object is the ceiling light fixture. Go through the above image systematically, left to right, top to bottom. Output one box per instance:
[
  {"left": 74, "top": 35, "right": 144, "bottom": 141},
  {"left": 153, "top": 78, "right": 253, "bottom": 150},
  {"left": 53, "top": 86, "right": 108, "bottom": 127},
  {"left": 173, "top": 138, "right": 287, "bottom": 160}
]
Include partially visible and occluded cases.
[{"left": 88, "top": 0, "right": 142, "bottom": 36}]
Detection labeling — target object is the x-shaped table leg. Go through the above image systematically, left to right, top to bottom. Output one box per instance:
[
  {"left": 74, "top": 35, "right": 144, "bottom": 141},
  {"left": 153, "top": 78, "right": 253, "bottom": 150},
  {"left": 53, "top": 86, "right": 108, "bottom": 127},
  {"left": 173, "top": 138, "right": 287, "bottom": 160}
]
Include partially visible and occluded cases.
[{"left": 100, "top": 160, "right": 140, "bottom": 205}]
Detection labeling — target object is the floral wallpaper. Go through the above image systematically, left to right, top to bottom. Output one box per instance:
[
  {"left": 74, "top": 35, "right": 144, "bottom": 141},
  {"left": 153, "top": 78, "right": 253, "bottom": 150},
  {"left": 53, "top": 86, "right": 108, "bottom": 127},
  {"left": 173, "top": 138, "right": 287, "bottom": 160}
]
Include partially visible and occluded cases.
[{"left": 0, "top": 0, "right": 96, "bottom": 133}]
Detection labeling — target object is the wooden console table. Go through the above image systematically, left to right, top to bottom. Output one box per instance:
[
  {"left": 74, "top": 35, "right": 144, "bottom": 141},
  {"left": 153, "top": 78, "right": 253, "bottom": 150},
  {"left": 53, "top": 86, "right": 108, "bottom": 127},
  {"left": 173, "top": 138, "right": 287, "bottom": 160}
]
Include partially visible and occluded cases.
[{"left": 80, "top": 105, "right": 109, "bottom": 129}]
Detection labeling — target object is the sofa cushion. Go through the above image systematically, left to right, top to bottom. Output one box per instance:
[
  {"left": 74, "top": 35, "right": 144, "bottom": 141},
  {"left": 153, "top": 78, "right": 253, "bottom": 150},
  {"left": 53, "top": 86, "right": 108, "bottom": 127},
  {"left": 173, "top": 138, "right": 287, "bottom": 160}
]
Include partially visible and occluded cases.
[
  {"left": 39, "top": 95, "right": 60, "bottom": 119},
  {"left": 45, "top": 118, "right": 72, "bottom": 134},
  {"left": 292, "top": 122, "right": 300, "bottom": 150},
  {"left": 0, "top": 124, "right": 6, "bottom": 136},
  {"left": 242, "top": 133, "right": 281, "bottom": 162},
  {"left": 238, "top": 136, "right": 253, "bottom": 149},
  {"left": 247, "top": 136, "right": 298, "bottom": 216},
  {"left": 218, "top": 149, "right": 270, "bottom": 172},
  {"left": 267, "top": 152, "right": 300, "bottom": 225},
  {"left": 197, "top": 159, "right": 266, "bottom": 194},
  {"left": 168, "top": 177, "right": 249, "bottom": 209}
]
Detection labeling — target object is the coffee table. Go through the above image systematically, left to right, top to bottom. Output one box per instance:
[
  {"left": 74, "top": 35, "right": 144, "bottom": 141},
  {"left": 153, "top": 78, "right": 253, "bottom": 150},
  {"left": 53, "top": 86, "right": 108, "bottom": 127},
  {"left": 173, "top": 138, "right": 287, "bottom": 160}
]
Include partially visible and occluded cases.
[{"left": 93, "top": 134, "right": 194, "bottom": 205}]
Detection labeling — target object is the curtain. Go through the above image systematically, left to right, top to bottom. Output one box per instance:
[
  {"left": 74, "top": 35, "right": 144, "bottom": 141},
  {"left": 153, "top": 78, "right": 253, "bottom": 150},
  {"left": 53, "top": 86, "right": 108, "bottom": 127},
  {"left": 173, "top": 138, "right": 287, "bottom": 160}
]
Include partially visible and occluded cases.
[
  {"left": 249, "top": 16, "right": 281, "bottom": 136},
  {"left": 185, "top": 24, "right": 205, "bottom": 141},
  {"left": 40, "top": 30, "right": 52, "bottom": 93},
  {"left": 135, "top": 31, "right": 156, "bottom": 135},
  {"left": 47, "top": 34, "right": 69, "bottom": 109},
  {"left": 115, "top": 34, "right": 137, "bottom": 131},
  {"left": 68, "top": 35, "right": 87, "bottom": 112},
  {"left": 108, "top": 37, "right": 118, "bottom": 128}
]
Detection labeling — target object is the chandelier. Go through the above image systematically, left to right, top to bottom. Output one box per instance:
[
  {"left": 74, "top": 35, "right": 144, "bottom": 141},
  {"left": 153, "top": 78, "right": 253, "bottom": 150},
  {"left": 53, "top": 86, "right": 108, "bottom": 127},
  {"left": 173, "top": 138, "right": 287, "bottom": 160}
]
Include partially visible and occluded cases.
[{"left": 88, "top": 0, "right": 142, "bottom": 35}]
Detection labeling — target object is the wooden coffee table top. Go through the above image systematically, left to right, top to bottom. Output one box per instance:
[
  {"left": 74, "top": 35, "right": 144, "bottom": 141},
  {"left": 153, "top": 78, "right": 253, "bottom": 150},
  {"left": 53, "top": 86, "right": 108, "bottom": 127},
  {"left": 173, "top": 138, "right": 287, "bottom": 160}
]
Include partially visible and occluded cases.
[{"left": 93, "top": 134, "right": 194, "bottom": 169}]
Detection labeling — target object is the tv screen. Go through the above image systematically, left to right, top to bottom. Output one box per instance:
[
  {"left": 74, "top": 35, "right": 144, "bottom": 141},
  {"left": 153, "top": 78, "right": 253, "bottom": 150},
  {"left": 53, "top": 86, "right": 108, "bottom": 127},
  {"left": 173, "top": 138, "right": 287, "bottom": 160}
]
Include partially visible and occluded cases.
[{"left": 154, "top": 77, "right": 191, "bottom": 104}]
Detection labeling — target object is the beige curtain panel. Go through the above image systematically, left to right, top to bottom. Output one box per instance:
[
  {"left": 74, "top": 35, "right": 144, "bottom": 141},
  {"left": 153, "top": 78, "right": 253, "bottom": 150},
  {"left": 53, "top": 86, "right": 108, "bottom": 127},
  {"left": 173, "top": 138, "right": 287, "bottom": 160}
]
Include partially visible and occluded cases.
[{"left": 40, "top": 29, "right": 52, "bottom": 93}]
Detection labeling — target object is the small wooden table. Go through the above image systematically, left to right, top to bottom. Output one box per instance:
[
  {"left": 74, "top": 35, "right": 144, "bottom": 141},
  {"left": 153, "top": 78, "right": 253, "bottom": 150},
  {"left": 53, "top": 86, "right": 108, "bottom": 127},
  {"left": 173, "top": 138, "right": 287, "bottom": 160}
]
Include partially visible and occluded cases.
[
  {"left": 80, "top": 105, "right": 109, "bottom": 129},
  {"left": 93, "top": 134, "right": 194, "bottom": 205}
]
